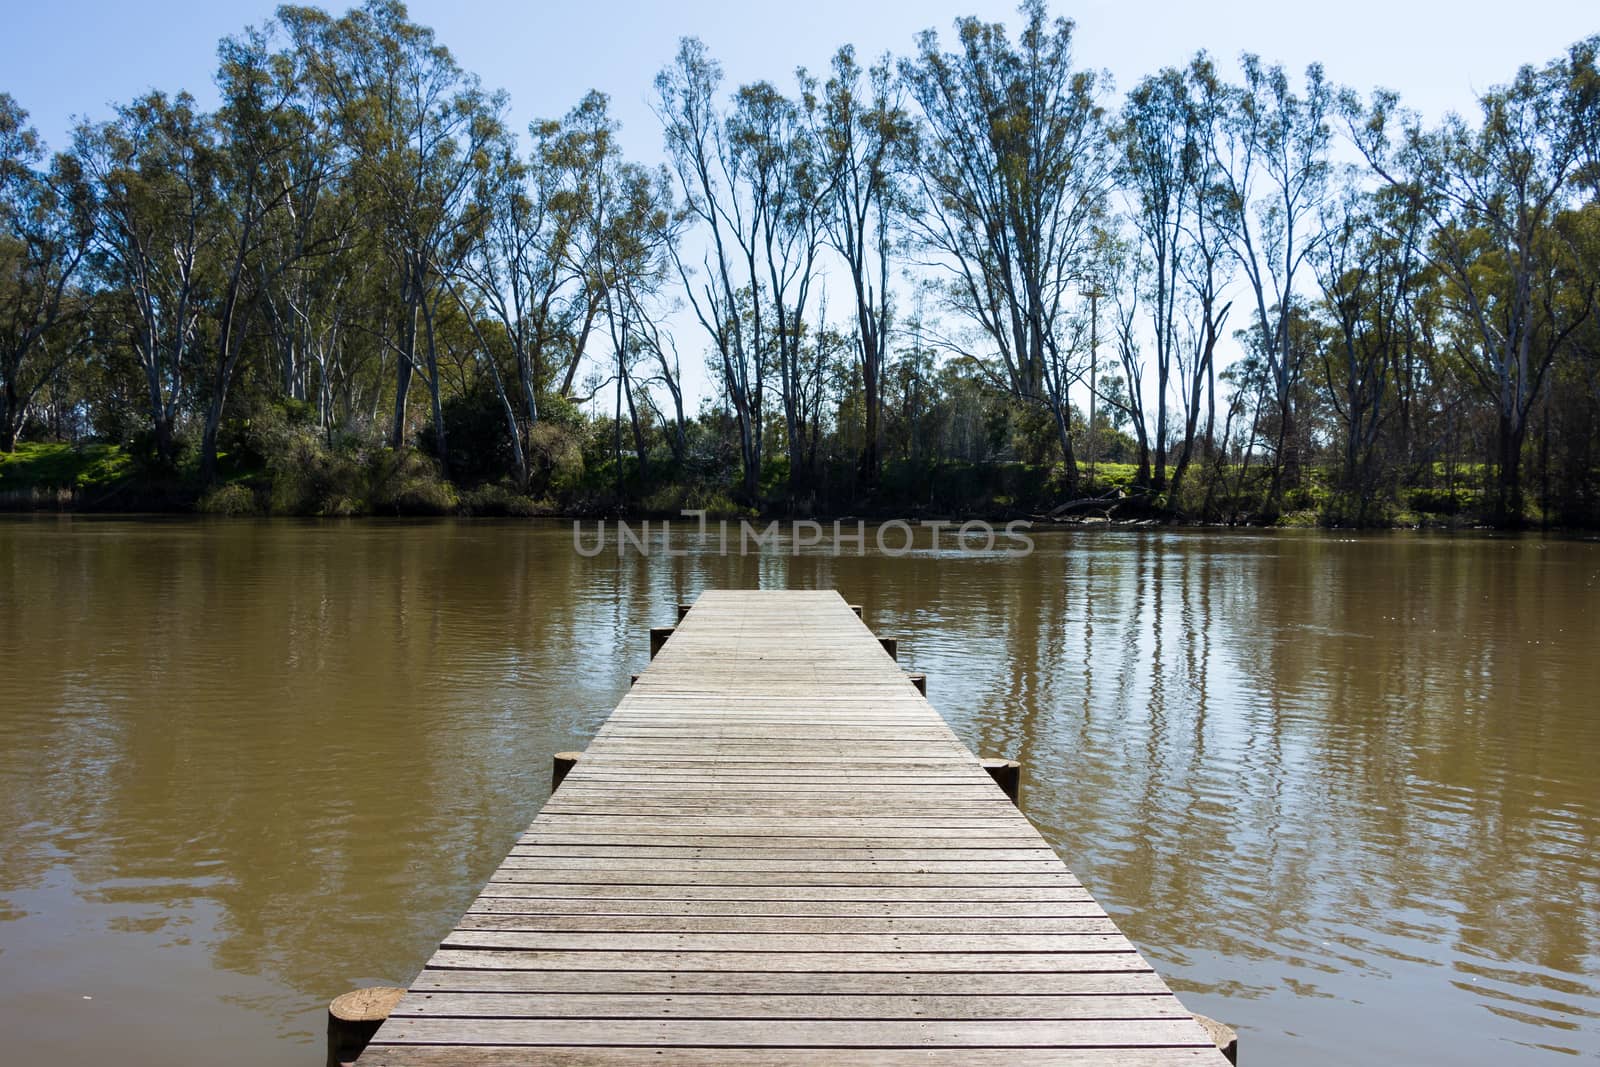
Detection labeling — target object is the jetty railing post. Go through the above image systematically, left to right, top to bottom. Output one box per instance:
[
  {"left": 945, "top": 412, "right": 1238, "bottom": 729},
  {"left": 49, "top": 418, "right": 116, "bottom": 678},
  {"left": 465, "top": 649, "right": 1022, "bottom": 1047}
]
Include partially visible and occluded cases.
[
  {"left": 677, "top": 603, "right": 693, "bottom": 622},
  {"left": 848, "top": 604, "right": 863, "bottom": 618},
  {"left": 650, "top": 626, "right": 675, "bottom": 659},
  {"left": 878, "top": 636, "right": 898, "bottom": 659},
  {"left": 906, "top": 671, "right": 927, "bottom": 695},
  {"left": 551, "top": 751, "right": 582, "bottom": 791},
  {"left": 980, "top": 758, "right": 1022, "bottom": 805},
  {"left": 326, "top": 987, "right": 405, "bottom": 1067},
  {"left": 1194, "top": 1014, "right": 1238, "bottom": 1064}
]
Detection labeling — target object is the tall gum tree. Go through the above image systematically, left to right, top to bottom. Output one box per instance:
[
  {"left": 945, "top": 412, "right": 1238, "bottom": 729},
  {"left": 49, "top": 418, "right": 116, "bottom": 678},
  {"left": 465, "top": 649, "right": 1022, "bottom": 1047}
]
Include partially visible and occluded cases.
[
  {"left": 901, "top": 0, "right": 1114, "bottom": 496},
  {"left": 804, "top": 46, "right": 914, "bottom": 491},
  {"left": 1351, "top": 47, "right": 1594, "bottom": 524},
  {"left": 0, "top": 95, "right": 92, "bottom": 453}
]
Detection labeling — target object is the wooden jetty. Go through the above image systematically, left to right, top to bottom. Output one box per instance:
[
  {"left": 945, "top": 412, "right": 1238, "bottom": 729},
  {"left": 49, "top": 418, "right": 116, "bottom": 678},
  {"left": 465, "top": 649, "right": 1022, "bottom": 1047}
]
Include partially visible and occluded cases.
[{"left": 355, "top": 590, "right": 1231, "bottom": 1065}]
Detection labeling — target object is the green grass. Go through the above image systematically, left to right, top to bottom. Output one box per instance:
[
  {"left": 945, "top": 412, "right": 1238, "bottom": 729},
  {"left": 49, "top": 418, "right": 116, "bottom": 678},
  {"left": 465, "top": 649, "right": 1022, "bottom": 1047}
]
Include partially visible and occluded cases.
[{"left": 0, "top": 442, "right": 134, "bottom": 491}]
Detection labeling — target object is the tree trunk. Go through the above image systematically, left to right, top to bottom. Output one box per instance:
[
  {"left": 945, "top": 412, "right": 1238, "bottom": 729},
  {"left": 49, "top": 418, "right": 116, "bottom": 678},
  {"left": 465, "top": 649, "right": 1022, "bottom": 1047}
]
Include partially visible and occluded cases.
[
  {"left": 390, "top": 296, "right": 418, "bottom": 450},
  {"left": 421, "top": 298, "right": 449, "bottom": 477},
  {"left": 1050, "top": 400, "right": 1080, "bottom": 497},
  {"left": 1497, "top": 411, "right": 1525, "bottom": 528}
]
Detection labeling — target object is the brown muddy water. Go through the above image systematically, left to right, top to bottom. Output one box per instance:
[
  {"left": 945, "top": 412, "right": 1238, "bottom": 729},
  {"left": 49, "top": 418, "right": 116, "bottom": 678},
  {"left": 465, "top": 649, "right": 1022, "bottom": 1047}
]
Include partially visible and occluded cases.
[{"left": 0, "top": 517, "right": 1596, "bottom": 1064}]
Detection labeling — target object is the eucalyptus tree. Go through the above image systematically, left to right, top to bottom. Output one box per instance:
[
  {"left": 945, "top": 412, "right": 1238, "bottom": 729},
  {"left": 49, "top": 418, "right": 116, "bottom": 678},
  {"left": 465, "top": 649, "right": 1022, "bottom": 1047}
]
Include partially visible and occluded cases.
[
  {"left": 287, "top": 0, "right": 501, "bottom": 468},
  {"left": 901, "top": 0, "right": 1115, "bottom": 494},
  {"left": 248, "top": 12, "right": 362, "bottom": 431},
  {"left": 195, "top": 26, "right": 325, "bottom": 484},
  {"left": 657, "top": 38, "right": 764, "bottom": 499},
  {"left": 658, "top": 39, "right": 825, "bottom": 502},
  {"left": 805, "top": 45, "right": 914, "bottom": 488},
  {"left": 1351, "top": 49, "right": 1593, "bottom": 523},
  {"left": 1197, "top": 54, "right": 1332, "bottom": 502},
  {"left": 1166, "top": 59, "right": 1235, "bottom": 505},
  {"left": 1116, "top": 61, "right": 1233, "bottom": 501},
  {"left": 1117, "top": 66, "right": 1194, "bottom": 491},
  {"left": 730, "top": 78, "right": 825, "bottom": 499},
  {"left": 558, "top": 90, "right": 681, "bottom": 488},
  {"left": 74, "top": 91, "right": 219, "bottom": 468},
  {"left": 0, "top": 95, "right": 92, "bottom": 452},
  {"left": 450, "top": 110, "right": 588, "bottom": 488}
]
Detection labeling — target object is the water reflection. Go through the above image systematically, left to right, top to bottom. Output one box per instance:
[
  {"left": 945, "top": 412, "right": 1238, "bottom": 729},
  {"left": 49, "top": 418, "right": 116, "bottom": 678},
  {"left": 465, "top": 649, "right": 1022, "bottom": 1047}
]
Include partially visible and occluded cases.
[{"left": 0, "top": 519, "right": 1596, "bottom": 1063}]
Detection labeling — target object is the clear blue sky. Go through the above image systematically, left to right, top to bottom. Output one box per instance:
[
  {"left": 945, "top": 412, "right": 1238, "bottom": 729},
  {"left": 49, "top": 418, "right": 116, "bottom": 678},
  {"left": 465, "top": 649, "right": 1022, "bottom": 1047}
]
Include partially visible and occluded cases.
[{"left": 9, "top": 0, "right": 1596, "bottom": 157}]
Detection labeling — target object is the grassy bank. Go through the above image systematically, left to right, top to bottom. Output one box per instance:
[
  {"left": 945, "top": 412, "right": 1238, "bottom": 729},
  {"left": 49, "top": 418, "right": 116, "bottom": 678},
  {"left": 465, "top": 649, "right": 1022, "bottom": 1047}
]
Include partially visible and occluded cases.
[{"left": 1, "top": 440, "right": 1534, "bottom": 529}]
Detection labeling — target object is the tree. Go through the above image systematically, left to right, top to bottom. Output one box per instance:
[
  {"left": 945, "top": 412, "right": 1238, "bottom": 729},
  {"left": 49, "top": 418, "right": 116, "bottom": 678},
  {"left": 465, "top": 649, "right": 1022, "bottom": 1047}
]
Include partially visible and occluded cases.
[
  {"left": 290, "top": 0, "right": 501, "bottom": 466},
  {"left": 902, "top": 0, "right": 1115, "bottom": 495},
  {"left": 657, "top": 39, "right": 765, "bottom": 500},
  {"left": 806, "top": 45, "right": 914, "bottom": 489},
  {"left": 1353, "top": 49, "right": 1593, "bottom": 523},
  {"left": 1200, "top": 53, "right": 1332, "bottom": 503},
  {"left": 75, "top": 91, "right": 219, "bottom": 468},
  {"left": 0, "top": 95, "right": 92, "bottom": 452}
]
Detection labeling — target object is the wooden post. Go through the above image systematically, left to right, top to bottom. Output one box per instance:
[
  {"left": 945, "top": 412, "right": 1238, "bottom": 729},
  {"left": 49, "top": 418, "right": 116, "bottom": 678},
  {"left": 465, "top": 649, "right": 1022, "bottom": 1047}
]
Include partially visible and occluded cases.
[
  {"left": 677, "top": 603, "right": 693, "bottom": 621},
  {"left": 848, "top": 604, "right": 863, "bottom": 619},
  {"left": 650, "top": 626, "right": 675, "bottom": 659},
  {"left": 878, "top": 636, "right": 898, "bottom": 660},
  {"left": 906, "top": 671, "right": 927, "bottom": 695},
  {"left": 629, "top": 673, "right": 640, "bottom": 686},
  {"left": 551, "top": 751, "right": 582, "bottom": 791},
  {"left": 980, "top": 758, "right": 1021, "bottom": 805},
  {"left": 327, "top": 986, "right": 405, "bottom": 1067},
  {"left": 1194, "top": 1014, "right": 1238, "bottom": 1064}
]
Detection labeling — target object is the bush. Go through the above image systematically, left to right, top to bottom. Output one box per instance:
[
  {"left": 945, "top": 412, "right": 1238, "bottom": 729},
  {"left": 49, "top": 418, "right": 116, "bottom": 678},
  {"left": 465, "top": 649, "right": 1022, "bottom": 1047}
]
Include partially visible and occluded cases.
[
  {"left": 424, "top": 387, "right": 518, "bottom": 486},
  {"left": 365, "top": 448, "right": 458, "bottom": 515},
  {"left": 460, "top": 481, "right": 542, "bottom": 516},
  {"left": 198, "top": 482, "right": 259, "bottom": 516},
  {"left": 1409, "top": 486, "right": 1477, "bottom": 515}
]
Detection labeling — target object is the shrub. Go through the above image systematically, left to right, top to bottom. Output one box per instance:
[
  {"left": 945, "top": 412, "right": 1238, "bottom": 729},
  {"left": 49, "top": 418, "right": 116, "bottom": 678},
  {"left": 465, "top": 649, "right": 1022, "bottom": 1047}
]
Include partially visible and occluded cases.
[
  {"left": 460, "top": 481, "right": 541, "bottom": 516},
  {"left": 197, "top": 482, "right": 259, "bottom": 516}
]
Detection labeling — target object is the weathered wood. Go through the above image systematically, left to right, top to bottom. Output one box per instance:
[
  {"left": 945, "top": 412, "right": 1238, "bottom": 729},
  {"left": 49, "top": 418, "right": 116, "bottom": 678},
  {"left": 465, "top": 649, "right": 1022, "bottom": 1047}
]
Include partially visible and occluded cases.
[
  {"left": 358, "top": 591, "right": 1230, "bottom": 1065},
  {"left": 677, "top": 603, "right": 693, "bottom": 622},
  {"left": 848, "top": 603, "right": 863, "bottom": 618},
  {"left": 879, "top": 635, "right": 898, "bottom": 659},
  {"left": 906, "top": 670, "right": 927, "bottom": 694},
  {"left": 549, "top": 751, "right": 581, "bottom": 792},
  {"left": 981, "top": 757, "right": 1022, "bottom": 805},
  {"left": 408, "top": 969, "right": 1171, "bottom": 996},
  {"left": 328, "top": 987, "right": 405, "bottom": 1067},
  {"left": 395, "top": 991, "right": 1189, "bottom": 1019},
  {"left": 1194, "top": 1014, "right": 1239, "bottom": 1064},
  {"left": 370, "top": 1017, "right": 1213, "bottom": 1047},
  {"left": 363, "top": 1046, "right": 1227, "bottom": 1066}
]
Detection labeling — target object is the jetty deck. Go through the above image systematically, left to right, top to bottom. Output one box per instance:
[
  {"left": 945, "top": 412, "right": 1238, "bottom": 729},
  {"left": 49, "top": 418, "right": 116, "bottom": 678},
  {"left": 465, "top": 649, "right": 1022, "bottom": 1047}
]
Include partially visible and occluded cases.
[{"left": 358, "top": 589, "right": 1230, "bottom": 1065}]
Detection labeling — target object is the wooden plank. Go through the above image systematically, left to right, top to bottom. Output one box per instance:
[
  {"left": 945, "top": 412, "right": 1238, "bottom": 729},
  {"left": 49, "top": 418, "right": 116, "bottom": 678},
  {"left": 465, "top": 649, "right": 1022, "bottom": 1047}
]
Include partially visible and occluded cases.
[
  {"left": 358, "top": 591, "right": 1229, "bottom": 1065},
  {"left": 465, "top": 899, "right": 1109, "bottom": 917},
  {"left": 453, "top": 914, "right": 1119, "bottom": 933},
  {"left": 437, "top": 931, "right": 1138, "bottom": 953},
  {"left": 423, "top": 950, "right": 1153, "bottom": 972},
  {"left": 407, "top": 970, "right": 1172, "bottom": 996},
  {"left": 392, "top": 992, "right": 1191, "bottom": 1020},
  {"left": 369, "top": 1017, "right": 1212, "bottom": 1047},
  {"left": 363, "top": 1046, "right": 1227, "bottom": 1066}
]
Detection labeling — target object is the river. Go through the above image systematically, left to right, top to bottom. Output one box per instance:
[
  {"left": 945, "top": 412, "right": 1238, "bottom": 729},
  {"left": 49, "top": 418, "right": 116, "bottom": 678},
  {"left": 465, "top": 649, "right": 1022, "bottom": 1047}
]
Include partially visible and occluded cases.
[{"left": 0, "top": 517, "right": 1596, "bottom": 1063}]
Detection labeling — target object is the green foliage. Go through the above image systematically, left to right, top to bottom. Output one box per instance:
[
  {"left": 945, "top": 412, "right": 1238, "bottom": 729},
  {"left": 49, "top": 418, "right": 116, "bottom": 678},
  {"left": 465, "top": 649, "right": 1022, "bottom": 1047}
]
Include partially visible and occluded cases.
[
  {"left": 427, "top": 386, "right": 517, "bottom": 486},
  {"left": 0, "top": 442, "right": 132, "bottom": 490},
  {"left": 459, "top": 481, "right": 542, "bottom": 516},
  {"left": 197, "top": 482, "right": 259, "bottom": 516},
  {"left": 1408, "top": 486, "right": 1479, "bottom": 515}
]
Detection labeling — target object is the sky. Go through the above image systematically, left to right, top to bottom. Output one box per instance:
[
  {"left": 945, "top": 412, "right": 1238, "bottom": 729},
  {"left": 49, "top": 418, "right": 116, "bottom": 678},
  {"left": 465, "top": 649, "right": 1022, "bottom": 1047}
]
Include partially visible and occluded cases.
[
  {"left": 7, "top": 0, "right": 1598, "bottom": 409},
  {"left": 10, "top": 0, "right": 1596, "bottom": 158}
]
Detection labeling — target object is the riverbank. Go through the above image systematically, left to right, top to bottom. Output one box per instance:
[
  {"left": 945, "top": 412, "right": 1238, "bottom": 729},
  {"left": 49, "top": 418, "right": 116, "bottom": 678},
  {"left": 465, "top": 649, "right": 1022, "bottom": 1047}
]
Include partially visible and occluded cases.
[{"left": 0, "top": 440, "right": 1553, "bottom": 530}]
